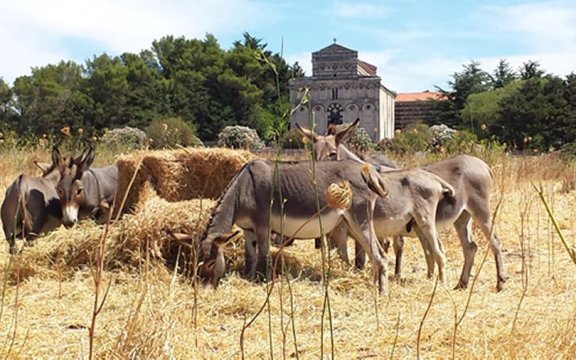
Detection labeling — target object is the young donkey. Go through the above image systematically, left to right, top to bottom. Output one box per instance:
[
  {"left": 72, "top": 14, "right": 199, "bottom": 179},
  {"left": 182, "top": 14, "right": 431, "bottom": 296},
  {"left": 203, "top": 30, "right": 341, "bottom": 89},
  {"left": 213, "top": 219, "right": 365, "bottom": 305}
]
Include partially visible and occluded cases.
[
  {"left": 298, "top": 119, "right": 507, "bottom": 291},
  {"left": 52, "top": 146, "right": 118, "bottom": 228},
  {"left": 200, "top": 158, "right": 453, "bottom": 295},
  {"left": 1, "top": 161, "right": 62, "bottom": 254}
]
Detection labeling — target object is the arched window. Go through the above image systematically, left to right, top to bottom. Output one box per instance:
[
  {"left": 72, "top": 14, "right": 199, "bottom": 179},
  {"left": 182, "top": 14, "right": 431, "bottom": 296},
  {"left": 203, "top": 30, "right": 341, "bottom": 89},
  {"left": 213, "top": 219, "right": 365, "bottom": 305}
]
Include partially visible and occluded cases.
[{"left": 326, "top": 103, "right": 344, "bottom": 125}]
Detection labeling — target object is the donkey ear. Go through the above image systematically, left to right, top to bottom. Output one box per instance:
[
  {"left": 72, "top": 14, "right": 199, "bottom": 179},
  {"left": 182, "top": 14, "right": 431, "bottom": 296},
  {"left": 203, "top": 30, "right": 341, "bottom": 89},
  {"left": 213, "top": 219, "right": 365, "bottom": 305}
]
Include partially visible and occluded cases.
[
  {"left": 335, "top": 118, "right": 360, "bottom": 145},
  {"left": 295, "top": 123, "right": 317, "bottom": 143},
  {"left": 52, "top": 146, "right": 64, "bottom": 168},
  {"left": 77, "top": 146, "right": 95, "bottom": 172},
  {"left": 34, "top": 161, "right": 53, "bottom": 176}
]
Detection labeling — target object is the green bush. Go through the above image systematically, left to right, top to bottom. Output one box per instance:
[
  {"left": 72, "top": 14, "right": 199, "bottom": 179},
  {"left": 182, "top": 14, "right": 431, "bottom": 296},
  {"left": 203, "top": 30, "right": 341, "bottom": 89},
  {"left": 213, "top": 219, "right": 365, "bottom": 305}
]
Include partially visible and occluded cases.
[
  {"left": 146, "top": 117, "right": 203, "bottom": 149},
  {"left": 379, "top": 123, "right": 432, "bottom": 154},
  {"left": 217, "top": 125, "right": 264, "bottom": 150}
]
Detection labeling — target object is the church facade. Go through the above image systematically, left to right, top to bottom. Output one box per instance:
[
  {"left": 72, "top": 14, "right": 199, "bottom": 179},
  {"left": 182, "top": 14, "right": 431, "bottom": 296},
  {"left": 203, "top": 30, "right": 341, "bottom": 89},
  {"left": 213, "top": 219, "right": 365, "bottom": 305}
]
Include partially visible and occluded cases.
[{"left": 289, "top": 43, "right": 395, "bottom": 141}]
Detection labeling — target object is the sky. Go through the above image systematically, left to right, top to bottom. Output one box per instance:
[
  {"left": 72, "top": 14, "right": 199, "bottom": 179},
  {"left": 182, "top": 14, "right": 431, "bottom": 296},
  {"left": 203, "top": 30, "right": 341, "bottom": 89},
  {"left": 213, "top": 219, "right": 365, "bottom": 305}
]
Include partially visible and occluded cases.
[{"left": 1, "top": 0, "right": 576, "bottom": 93}]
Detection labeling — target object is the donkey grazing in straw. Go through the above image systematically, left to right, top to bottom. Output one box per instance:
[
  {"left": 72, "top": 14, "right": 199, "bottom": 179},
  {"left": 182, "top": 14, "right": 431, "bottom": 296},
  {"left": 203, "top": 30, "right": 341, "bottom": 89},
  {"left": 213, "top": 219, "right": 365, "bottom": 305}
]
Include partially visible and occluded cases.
[
  {"left": 298, "top": 119, "right": 507, "bottom": 291},
  {"left": 52, "top": 146, "right": 118, "bottom": 228},
  {"left": 199, "top": 157, "right": 454, "bottom": 295},
  {"left": 1, "top": 161, "right": 62, "bottom": 254}
]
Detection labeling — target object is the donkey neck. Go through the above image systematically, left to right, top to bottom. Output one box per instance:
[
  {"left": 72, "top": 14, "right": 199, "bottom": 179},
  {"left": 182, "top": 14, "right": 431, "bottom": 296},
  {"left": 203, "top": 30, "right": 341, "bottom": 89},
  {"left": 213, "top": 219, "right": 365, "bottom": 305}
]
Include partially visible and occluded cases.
[{"left": 80, "top": 169, "right": 103, "bottom": 210}]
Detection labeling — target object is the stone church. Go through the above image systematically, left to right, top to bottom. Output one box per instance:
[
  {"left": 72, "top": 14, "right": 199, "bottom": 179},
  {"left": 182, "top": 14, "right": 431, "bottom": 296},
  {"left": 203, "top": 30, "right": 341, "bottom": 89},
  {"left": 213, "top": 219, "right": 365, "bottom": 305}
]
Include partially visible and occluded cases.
[{"left": 289, "top": 42, "right": 395, "bottom": 141}]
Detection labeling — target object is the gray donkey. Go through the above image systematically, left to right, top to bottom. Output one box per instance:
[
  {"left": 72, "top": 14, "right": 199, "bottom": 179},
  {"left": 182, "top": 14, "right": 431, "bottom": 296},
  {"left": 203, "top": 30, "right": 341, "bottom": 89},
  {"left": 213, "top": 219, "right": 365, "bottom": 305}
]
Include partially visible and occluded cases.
[
  {"left": 298, "top": 119, "right": 507, "bottom": 291},
  {"left": 52, "top": 146, "right": 118, "bottom": 228},
  {"left": 199, "top": 158, "right": 453, "bottom": 295},
  {"left": 1, "top": 161, "right": 62, "bottom": 254}
]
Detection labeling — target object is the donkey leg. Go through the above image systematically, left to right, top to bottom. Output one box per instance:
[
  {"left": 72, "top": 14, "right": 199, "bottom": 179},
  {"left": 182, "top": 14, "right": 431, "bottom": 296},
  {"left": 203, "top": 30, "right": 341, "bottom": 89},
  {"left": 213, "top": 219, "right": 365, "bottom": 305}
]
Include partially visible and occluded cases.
[
  {"left": 472, "top": 211, "right": 507, "bottom": 291},
  {"left": 453, "top": 212, "right": 478, "bottom": 290},
  {"left": 344, "top": 213, "right": 388, "bottom": 295},
  {"left": 414, "top": 223, "right": 446, "bottom": 283},
  {"left": 330, "top": 224, "right": 350, "bottom": 264},
  {"left": 412, "top": 226, "right": 435, "bottom": 279},
  {"left": 255, "top": 228, "right": 272, "bottom": 281},
  {"left": 243, "top": 231, "right": 258, "bottom": 280},
  {"left": 392, "top": 235, "right": 404, "bottom": 278},
  {"left": 354, "top": 241, "right": 367, "bottom": 270}
]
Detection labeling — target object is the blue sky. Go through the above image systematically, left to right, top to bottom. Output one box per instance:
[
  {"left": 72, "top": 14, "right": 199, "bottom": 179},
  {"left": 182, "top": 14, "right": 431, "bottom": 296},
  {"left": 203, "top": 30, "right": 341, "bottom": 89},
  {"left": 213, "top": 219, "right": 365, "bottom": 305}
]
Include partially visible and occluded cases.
[{"left": 1, "top": 0, "right": 575, "bottom": 92}]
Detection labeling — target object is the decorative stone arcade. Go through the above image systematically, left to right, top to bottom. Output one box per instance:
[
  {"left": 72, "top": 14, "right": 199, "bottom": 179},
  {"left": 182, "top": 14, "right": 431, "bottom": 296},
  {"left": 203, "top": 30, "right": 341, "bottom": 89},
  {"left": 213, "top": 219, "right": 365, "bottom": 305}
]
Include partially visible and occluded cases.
[{"left": 289, "top": 42, "right": 396, "bottom": 141}]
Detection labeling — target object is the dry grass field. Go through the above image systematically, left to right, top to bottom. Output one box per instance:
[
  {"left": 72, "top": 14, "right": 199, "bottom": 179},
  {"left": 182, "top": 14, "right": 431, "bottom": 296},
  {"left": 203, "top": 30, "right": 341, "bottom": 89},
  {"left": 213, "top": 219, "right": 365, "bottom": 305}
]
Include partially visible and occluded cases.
[{"left": 0, "top": 146, "right": 575, "bottom": 359}]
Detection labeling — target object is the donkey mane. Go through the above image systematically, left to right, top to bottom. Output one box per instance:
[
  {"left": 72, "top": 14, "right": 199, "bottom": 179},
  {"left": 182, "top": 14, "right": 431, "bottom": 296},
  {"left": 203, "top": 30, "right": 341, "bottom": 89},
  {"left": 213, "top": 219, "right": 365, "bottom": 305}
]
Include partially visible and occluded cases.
[{"left": 200, "top": 161, "right": 251, "bottom": 245}]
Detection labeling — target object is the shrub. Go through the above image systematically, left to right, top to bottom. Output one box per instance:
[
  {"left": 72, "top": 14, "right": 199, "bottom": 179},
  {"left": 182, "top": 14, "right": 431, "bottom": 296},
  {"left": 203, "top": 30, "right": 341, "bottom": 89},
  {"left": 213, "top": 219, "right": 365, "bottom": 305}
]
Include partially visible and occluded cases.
[
  {"left": 146, "top": 117, "right": 203, "bottom": 149},
  {"left": 379, "top": 123, "right": 432, "bottom": 154},
  {"left": 430, "top": 124, "right": 457, "bottom": 148},
  {"left": 217, "top": 125, "right": 264, "bottom": 150},
  {"left": 335, "top": 125, "right": 375, "bottom": 153},
  {"left": 101, "top": 127, "right": 148, "bottom": 151},
  {"left": 349, "top": 127, "right": 375, "bottom": 152},
  {"left": 280, "top": 129, "right": 305, "bottom": 149}
]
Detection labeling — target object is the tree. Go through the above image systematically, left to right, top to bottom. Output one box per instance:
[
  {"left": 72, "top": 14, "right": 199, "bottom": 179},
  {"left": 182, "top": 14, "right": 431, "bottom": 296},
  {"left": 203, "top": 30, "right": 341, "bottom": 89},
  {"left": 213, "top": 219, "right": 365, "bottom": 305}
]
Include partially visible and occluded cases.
[
  {"left": 492, "top": 59, "right": 517, "bottom": 89},
  {"left": 520, "top": 60, "right": 545, "bottom": 80},
  {"left": 12, "top": 61, "right": 91, "bottom": 135},
  {"left": 435, "top": 61, "right": 493, "bottom": 128},
  {"left": 497, "top": 75, "right": 573, "bottom": 150},
  {"left": 0, "top": 78, "right": 14, "bottom": 126},
  {"left": 461, "top": 80, "right": 521, "bottom": 136}
]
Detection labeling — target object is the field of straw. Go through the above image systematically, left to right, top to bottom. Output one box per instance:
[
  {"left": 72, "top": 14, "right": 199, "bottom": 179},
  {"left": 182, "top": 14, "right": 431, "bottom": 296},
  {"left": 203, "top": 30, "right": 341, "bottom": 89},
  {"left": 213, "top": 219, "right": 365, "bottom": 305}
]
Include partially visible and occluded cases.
[{"left": 0, "top": 146, "right": 575, "bottom": 359}]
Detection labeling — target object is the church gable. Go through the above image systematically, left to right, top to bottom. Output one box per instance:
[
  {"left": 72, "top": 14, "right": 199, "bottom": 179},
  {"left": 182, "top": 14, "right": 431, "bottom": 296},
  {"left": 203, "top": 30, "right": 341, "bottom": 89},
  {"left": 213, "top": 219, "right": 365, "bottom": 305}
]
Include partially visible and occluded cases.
[
  {"left": 289, "top": 42, "right": 396, "bottom": 141},
  {"left": 312, "top": 42, "right": 377, "bottom": 79}
]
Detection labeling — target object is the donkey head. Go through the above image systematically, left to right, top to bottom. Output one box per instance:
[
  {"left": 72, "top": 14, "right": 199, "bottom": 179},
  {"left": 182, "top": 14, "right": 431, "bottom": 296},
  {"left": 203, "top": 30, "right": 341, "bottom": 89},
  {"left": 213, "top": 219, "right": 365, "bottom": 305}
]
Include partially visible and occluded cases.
[
  {"left": 296, "top": 118, "right": 359, "bottom": 160},
  {"left": 52, "top": 146, "right": 95, "bottom": 227},
  {"left": 200, "top": 230, "right": 241, "bottom": 288}
]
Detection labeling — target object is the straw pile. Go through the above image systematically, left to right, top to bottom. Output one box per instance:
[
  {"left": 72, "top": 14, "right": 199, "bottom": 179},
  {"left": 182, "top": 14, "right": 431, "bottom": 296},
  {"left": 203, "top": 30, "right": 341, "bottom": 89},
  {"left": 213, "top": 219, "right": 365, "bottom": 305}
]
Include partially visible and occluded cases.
[
  {"left": 115, "top": 147, "right": 257, "bottom": 213},
  {"left": 2, "top": 152, "right": 576, "bottom": 359},
  {"left": 8, "top": 183, "right": 219, "bottom": 282}
]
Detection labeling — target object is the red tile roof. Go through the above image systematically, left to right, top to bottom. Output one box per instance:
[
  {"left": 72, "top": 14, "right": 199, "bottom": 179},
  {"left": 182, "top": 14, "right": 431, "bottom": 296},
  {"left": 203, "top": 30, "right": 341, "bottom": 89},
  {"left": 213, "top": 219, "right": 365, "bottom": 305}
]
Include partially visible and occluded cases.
[{"left": 396, "top": 90, "right": 446, "bottom": 102}]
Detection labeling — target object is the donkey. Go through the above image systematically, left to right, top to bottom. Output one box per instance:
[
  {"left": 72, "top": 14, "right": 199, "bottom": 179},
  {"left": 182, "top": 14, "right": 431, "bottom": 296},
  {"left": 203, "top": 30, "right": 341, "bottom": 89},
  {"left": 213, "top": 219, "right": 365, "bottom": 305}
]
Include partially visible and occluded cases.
[
  {"left": 298, "top": 120, "right": 507, "bottom": 291},
  {"left": 52, "top": 146, "right": 118, "bottom": 228},
  {"left": 200, "top": 158, "right": 454, "bottom": 294},
  {"left": 1, "top": 161, "right": 62, "bottom": 254}
]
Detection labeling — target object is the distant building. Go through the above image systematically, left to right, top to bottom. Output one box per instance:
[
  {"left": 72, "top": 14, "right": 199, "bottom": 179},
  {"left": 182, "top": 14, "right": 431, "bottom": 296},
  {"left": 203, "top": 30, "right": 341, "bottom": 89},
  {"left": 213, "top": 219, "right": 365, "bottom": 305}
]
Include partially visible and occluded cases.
[
  {"left": 289, "top": 43, "right": 395, "bottom": 141},
  {"left": 394, "top": 90, "right": 444, "bottom": 129}
]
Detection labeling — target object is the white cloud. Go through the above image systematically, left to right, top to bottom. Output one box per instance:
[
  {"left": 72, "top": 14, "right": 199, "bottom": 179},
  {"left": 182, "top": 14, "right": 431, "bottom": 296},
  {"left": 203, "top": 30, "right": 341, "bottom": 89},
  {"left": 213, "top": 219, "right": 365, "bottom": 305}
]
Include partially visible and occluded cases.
[
  {"left": 0, "top": 0, "right": 273, "bottom": 84},
  {"left": 332, "top": 2, "right": 391, "bottom": 19},
  {"left": 481, "top": 2, "right": 576, "bottom": 52}
]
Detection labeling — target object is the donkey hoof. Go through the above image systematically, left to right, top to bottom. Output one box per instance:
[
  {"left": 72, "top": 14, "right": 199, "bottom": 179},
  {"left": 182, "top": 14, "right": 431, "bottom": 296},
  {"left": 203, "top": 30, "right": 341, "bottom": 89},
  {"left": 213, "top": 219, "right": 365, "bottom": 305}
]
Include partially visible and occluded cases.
[{"left": 453, "top": 281, "right": 468, "bottom": 291}]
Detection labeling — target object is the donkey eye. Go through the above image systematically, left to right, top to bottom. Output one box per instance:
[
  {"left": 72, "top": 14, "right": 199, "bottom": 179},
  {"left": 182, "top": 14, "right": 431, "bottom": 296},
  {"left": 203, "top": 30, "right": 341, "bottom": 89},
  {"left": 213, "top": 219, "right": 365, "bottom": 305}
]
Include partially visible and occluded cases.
[{"left": 76, "top": 188, "right": 83, "bottom": 195}]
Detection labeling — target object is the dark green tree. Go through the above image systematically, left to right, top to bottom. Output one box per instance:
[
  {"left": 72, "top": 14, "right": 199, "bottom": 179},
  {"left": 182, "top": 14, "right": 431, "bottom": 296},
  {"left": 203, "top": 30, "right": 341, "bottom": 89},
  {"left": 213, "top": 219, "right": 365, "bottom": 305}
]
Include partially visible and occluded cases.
[
  {"left": 492, "top": 59, "right": 517, "bottom": 89},
  {"left": 520, "top": 60, "right": 545, "bottom": 80},
  {"left": 12, "top": 61, "right": 91, "bottom": 135},
  {"left": 435, "top": 61, "right": 493, "bottom": 129},
  {"left": 497, "top": 75, "right": 573, "bottom": 150},
  {"left": 0, "top": 78, "right": 14, "bottom": 126},
  {"left": 462, "top": 80, "right": 521, "bottom": 137}
]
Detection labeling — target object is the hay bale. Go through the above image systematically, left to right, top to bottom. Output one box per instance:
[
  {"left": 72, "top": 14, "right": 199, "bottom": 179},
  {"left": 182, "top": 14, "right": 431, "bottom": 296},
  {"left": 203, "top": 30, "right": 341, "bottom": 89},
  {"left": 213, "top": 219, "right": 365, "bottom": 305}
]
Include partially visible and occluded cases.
[
  {"left": 116, "top": 147, "right": 257, "bottom": 214},
  {"left": 117, "top": 186, "right": 217, "bottom": 269},
  {"left": 8, "top": 187, "right": 218, "bottom": 282}
]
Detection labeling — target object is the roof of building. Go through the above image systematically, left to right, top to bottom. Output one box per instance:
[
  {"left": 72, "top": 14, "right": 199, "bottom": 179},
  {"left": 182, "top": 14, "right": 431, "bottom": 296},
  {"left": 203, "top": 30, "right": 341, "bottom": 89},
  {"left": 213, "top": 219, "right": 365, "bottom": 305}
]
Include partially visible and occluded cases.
[
  {"left": 314, "top": 42, "right": 357, "bottom": 55},
  {"left": 357, "top": 60, "right": 377, "bottom": 76},
  {"left": 395, "top": 90, "right": 446, "bottom": 102}
]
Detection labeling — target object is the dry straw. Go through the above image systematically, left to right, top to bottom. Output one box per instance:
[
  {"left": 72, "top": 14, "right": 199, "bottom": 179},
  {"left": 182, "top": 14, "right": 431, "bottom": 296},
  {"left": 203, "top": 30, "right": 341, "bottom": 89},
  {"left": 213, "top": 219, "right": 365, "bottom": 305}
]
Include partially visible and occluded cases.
[
  {"left": 116, "top": 147, "right": 256, "bottom": 213},
  {"left": 2, "top": 151, "right": 576, "bottom": 358},
  {"left": 7, "top": 185, "right": 217, "bottom": 282}
]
